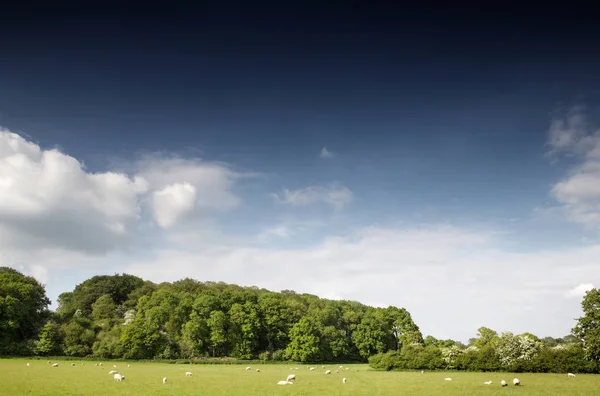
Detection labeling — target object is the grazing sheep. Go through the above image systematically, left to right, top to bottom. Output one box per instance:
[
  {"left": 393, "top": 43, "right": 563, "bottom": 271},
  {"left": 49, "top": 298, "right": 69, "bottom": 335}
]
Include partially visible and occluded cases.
[
  {"left": 47, "top": 361, "right": 51, "bottom": 364},
  {"left": 26, "top": 363, "right": 30, "bottom": 367},
  {"left": 52, "top": 363, "right": 59, "bottom": 367},
  {"left": 71, "top": 363, "right": 75, "bottom": 367},
  {"left": 99, "top": 363, "right": 103, "bottom": 366},
  {"left": 95, "top": 364, "right": 98, "bottom": 367},
  {"left": 113, "top": 365, "right": 117, "bottom": 368},
  {"left": 127, "top": 365, "right": 131, "bottom": 368},
  {"left": 245, "top": 366, "right": 251, "bottom": 371},
  {"left": 295, "top": 367, "right": 299, "bottom": 370},
  {"left": 309, "top": 367, "right": 315, "bottom": 371},
  {"left": 345, "top": 367, "right": 349, "bottom": 370},
  {"left": 256, "top": 369, "right": 260, "bottom": 372},
  {"left": 109, "top": 370, "right": 118, "bottom": 374},
  {"left": 325, "top": 370, "right": 331, "bottom": 375},
  {"left": 335, "top": 370, "right": 339, "bottom": 374},
  {"left": 421, "top": 370, "right": 424, "bottom": 374},
  {"left": 185, "top": 372, "right": 192, "bottom": 377},
  {"left": 114, "top": 373, "right": 125, "bottom": 381},
  {"left": 568, "top": 373, "right": 576, "bottom": 377},
  {"left": 286, "top": 374, "right": 296, "bottom": 381},
  {"left": 163, "top": 377, "right": 167, "bottom": 384},
  {"left": 342, "top": 377, "right": 347, "bottom": 383},
  {"left": 444, "top": 377, "right": 452, "bottom": 381},
  {"left": 513, "top": 378, "right": 520, "bottom": 386},
  {"left": 277, "top": 380, "right": 293, "bottom": 385},
  {"left": 501, "top": 380, "right": 507, "bottom": 387},
  {"left": 484, "top": 381, "right": 492, "bottom": 385}
]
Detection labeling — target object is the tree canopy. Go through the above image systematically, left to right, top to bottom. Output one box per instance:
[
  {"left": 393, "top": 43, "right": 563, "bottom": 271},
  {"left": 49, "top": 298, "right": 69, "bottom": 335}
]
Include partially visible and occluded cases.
[
  {"left": 0, "top": 267, "right": 51, "bottom": 354},
  {"left": 1, "top": 267, "right": 599, "bottom": 374}
]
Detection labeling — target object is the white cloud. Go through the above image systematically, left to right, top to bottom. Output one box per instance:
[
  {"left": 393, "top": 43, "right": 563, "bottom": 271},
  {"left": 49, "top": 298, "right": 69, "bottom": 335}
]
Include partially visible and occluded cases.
[
  {"left": 548, "top": 107, "right": 600, "bottom": 227},
  {"left": 0, "top": 129, "right": 148, "bottom": 253},
  {"left": 320, "top": 146, "right": 334, "bottom": 158},
  {"left": 136, "top": 156, "right": 242, "bottom": 227},
  {"left": 151, "top": 183, "right": 197, "bottom": 228},
  {"left": 273, "top": 184, "right": 353, "bottom": 210},
  {"left": 565, "top": 283, "right": 595, "bottom": 298}
]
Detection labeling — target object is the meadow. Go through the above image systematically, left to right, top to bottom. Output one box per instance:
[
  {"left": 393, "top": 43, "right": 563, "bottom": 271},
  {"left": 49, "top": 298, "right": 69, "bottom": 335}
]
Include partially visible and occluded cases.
[{"left": 1, "top": 359, "right": 599, "bottom": 396}]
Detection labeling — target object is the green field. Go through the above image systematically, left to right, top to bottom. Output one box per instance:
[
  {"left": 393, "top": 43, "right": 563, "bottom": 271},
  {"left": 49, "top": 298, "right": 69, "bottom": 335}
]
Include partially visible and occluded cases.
[{"left": 1, "top": 359, "right": 598, "bottom": 395}]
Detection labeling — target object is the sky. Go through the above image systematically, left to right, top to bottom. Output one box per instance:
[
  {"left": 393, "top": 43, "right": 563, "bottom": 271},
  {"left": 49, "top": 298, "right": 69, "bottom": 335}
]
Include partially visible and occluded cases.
[{"left": 1, "top": 3, "right": 600, "bottom": 342}]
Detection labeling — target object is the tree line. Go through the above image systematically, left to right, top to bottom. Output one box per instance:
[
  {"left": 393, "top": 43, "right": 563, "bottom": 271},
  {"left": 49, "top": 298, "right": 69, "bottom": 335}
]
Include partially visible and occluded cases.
[{"left": 1, "top": 267, "right": 599, "bottom": 373}]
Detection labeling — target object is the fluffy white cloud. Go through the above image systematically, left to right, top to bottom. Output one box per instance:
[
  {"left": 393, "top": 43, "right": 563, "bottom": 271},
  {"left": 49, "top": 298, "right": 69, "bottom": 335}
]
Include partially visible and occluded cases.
[
  {"left": 548, "top": 107, "right": 600, "bottom": 227},
  {"left": 0, "top": 129, "right": 148, "bottom": 253},
  {"left": 0, "top": 129, "right": 247, "bottom": 252},
  {"left": 320, "top": 146, "right": 334, "bottom": 158},
  {"left": 136, "top": 156, "right": 242, "bottom": 227},
  {"left": 151, "top": 183, "right": 197, "bottom": 228},
  {"left": 273, "top": 184, "right": 352, "bottom": 209},
  {"left": 565, "top": 283, "right": 595, "bottom": 298}
]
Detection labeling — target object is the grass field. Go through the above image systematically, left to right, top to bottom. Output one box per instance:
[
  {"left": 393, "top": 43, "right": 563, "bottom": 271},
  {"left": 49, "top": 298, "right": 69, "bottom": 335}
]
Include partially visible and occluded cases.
[{"left": 1, "top": 359, "right": 599, "bottom": 395}]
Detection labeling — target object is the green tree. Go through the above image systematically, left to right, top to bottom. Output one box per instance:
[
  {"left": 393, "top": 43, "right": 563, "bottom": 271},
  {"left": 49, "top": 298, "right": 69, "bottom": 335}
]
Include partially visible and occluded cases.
[
  {"left": 0, "top": 267, "right": 51, "bottom": 354},
  {"left": 573, "top": 288, "right": 600, "bottom": 362},
  {"left": 91, "top": 294, "right": 117, "bottom": 322},
  {"left": 207, "top": 310, "right": 228, "bottom": 357},
  {"left": 286, "top": 317, "right": 322, "bottom": 362},
  {"left": 37, "top": 321, "right": 62, "bottom": 355}
]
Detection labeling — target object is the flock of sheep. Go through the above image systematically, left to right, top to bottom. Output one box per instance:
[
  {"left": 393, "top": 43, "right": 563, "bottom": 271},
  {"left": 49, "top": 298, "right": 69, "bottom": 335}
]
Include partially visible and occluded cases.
[
  {"left": 29, "top": 361, "right": 581, "bottom": 388},
  {"left": 261, "top": 365, "right": 349, "bottom": 386}
]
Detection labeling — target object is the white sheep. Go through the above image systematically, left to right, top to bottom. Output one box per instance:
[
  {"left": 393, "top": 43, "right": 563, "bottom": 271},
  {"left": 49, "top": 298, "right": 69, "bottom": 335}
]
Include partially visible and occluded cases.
[
  {"left": 26, "top": 363, "right": 30, "bottom": 367},
  {"left": 52, "top": 363, "right": 59, "bottom": 367},
  {"left": 71, "top": 363, "right": 75, "bottom": 367},
  {"left": 99, "top": 363, "right": 103, "bottom": 366},
  {"left": 127, "top": 364, "right": 131, "bottom": 368},
  {"left": 113, "top": 365, "right": 117, "bottom": 368},
  {"left": 246, "top": 366, "right": 251, "bottom": 371},
  {"left": 309, "top": 367, "right": 315, "bottom": 371},
  {"left": 256, "top": 369, "right": 260, "bottom": 372},
  {"left": 109, "top": 370, "right": 118, "bottom": 374},
  {"left": 325, "top": 370, "right": 331, "bottom": 374},
  {"left": 335, "top": 370, "right": 339, "bottom": 374},
  {"left": 421, "top": 370, "right": 424, "bottom": 374},
  {"left": 185, "top": 372, "right": 192, "bottom": 376},
  {"left": 568, "top": 372, "right": 576, "bottom": 377},
  {"left": 114, "top": 373, "right": 125, "bottom": 381},
  {"left": 286, "top": 374, "right": 296, "bottom": 381},
  {"left": 163, "top": 377, "right": 168, "bottom": 384},
  {"left": 342, "top": 377, "right": 347, "bottom": 383},
  {"left": 444, "top": 377, "right": 452, "bottom": 381},
  {"left": 513, "top": 378, "right": 520, "bottom": 386},
  {"left": 277, "top": 380, "right": 293, "bottom": 385},
  {"left": 484, "top": 380, "right": 492, "bottom": 385},
  {"left": 501, "top": 380, "right": 507, "bottom": 387}
]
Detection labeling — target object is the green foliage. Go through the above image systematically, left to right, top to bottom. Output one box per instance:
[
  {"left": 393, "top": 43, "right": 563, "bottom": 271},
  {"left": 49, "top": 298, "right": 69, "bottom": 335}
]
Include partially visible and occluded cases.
[
  {"left": 0, "top": 267, "right": 51, "bottom": 353},
  {"left": 3, "top": 267, "right": 600, "bottom": 376},
  {"left": 573, "top": 288, "right": 600, "bottom": 362},
  {"left": 37, "top": 321, "right": 62, "bottom": 356}
]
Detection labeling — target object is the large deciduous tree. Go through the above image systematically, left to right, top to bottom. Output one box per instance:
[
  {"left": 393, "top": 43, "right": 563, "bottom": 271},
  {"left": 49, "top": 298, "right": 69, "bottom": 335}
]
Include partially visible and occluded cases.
[
  {"left": 0, "top": 267, "right": 51, "bottom": 353},
  {"left": 573, "top": 288, "right": 600, "bottom": 362}
]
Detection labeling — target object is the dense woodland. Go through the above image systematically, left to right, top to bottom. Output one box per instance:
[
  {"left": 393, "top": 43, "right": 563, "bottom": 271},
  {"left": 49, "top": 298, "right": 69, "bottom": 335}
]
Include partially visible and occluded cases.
[{"left": 1, "top": 266, "right": 599, "bottom": 373}]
